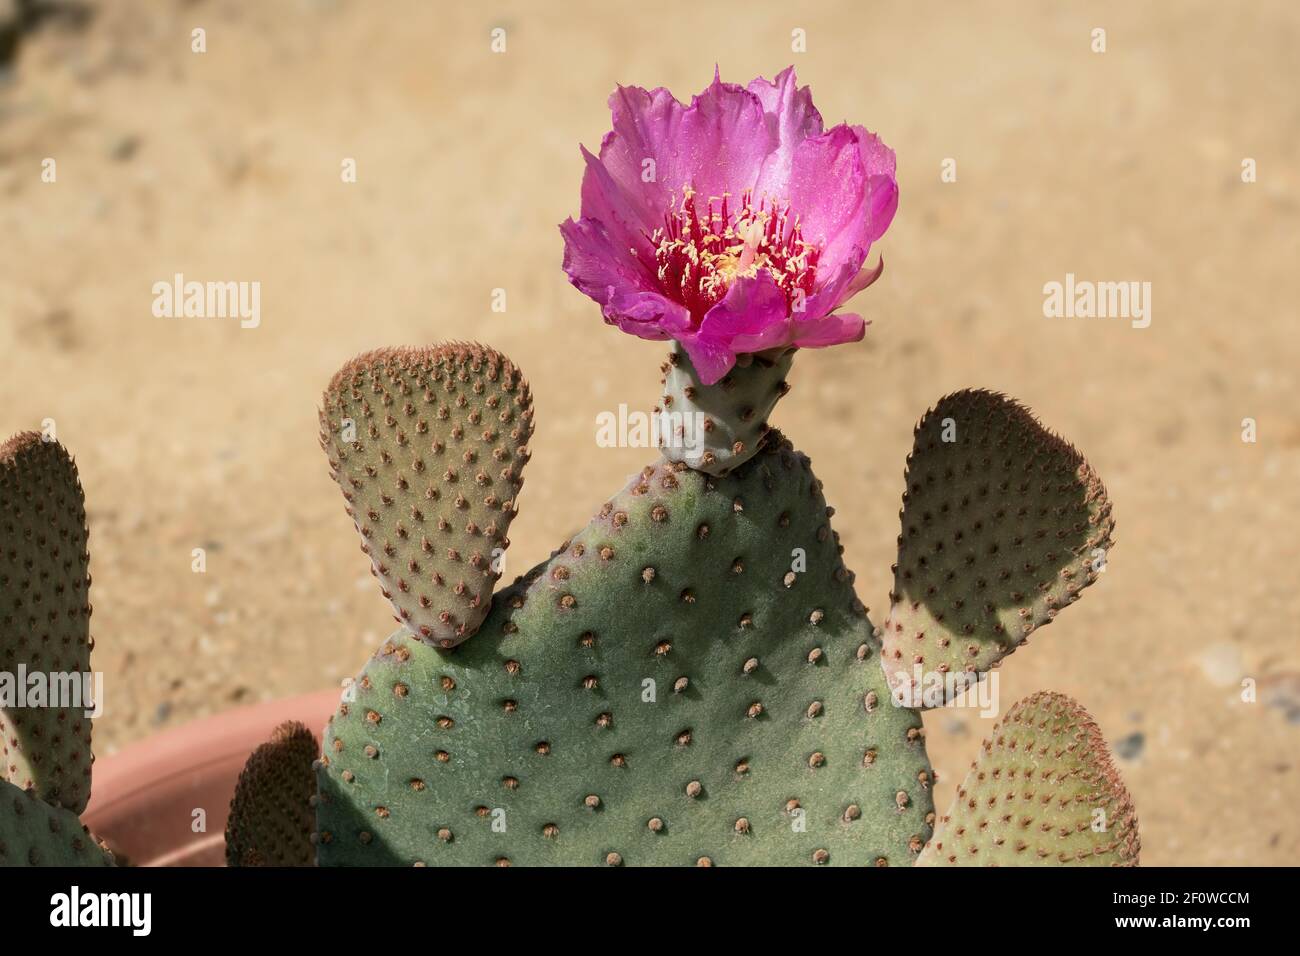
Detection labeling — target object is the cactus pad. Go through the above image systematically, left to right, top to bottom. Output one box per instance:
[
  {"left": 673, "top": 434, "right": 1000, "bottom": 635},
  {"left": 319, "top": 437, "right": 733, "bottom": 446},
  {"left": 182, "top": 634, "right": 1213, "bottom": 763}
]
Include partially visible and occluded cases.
[
  {"left": 320, "top": 345, "right": 534, "bottom": 648},
  {"left": 658, "top": 346, "right": 793, "bottom": 476},
  {"left": 882, "top": 391, "right": 1114, "bottom": 706},
  {"left": 0, "top": 432, "right": 95, "bottom": 813},
  {"left": 315, "top": 435, "right": 934, "bottom": 866},
  {"left": 917, "top": 691, "right": 1139, "bottom": 866},
  {"left": 225, "top": 720, "right": 319, "bottom": 867},
  {"left": 0, "top": 778, "right": 113, "bottom": 866}
]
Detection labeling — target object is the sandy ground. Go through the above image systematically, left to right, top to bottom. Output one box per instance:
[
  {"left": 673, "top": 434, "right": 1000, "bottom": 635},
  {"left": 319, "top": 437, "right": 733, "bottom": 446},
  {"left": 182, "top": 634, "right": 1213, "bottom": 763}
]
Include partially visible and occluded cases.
[{"left": 1, "top": 0, "right": 1297, "bottom": 866}]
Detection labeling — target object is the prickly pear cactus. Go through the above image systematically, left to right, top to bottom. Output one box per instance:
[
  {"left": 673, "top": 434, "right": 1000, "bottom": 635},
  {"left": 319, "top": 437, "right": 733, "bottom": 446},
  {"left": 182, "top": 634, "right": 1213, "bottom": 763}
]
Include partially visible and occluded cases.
[
  {"left": 310, "top": 335, "right": 1136, "bottom": 867},
  {"left": 319, "top": 345, "right": 533, "bottom": 649},
  {"left": 657, "top": 345, "right": 793, "bottom": 476},
  {"left": 881, "top": 391, "right": 1114, "bottom": 706},
  {"left": 0, "top": 431, "right": 110, "bottom": 868},
  {"left": 314, "top": 431, "right": 934, "bottom": 866},
  {"left": 0, "top": 432, "right": 95, "bottom": 813},
  {"left": 917, "top": 691, "right": 1139, "bottom": 866},
  {"left": 226, "top": 721, "right": 319, "bottom": 867},
  {"left": 0, "top": 778, "right": 114, "bottom": 867}
]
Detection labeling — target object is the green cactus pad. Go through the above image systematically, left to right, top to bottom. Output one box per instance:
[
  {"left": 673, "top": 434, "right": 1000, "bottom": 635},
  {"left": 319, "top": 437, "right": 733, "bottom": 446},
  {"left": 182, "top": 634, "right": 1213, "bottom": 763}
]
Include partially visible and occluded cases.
[
  {"left": 320, "top": 344, "right": 534, "bottom": 648},
  {"left": 658, "top": 345, "right": 793, "bottom": 476},
  {"left": 881, "top": 391, "right": 1114, "bottom": 707},
  {"left": 0, "top": 432, "right": 95, "bottom": 814},
  {"left": 315, "top": 435, "right": 934, "bottom": 866},
  {"left": 916, "top": 691, "right": 1139, "bottom": 866},
  {"left": 225, "top": 721, "right": 319, "bottom": 867},
  {"left": 0, "top": 778, "right": 114, "bottom": 867}
]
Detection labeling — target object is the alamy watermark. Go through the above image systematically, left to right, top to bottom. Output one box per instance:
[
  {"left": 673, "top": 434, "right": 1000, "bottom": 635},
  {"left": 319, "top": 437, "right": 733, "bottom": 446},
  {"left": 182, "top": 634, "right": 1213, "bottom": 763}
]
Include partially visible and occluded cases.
[
  {"left": 151, "top": 273, "right": 261, "bottom": 329},
  {"left": 1042, "top": 273, "right": 1151, "bottom": 329},
  {"left": 595, "top": 404, "right": 708, "bottom": 454},
  {"left": 0, "top": 665, "right": 103, "bottom": 718},
  {"left": 890, "top": 666, "right": 999, "bottom": 718},
  {"left": 50, "top": 886, "right": 150, "bottom": 936}
]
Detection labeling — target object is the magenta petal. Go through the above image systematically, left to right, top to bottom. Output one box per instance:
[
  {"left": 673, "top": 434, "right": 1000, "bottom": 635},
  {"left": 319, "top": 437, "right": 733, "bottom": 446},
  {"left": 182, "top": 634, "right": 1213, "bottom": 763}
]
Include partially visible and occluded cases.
[
  {"left": 749, "top": 66, "right": 824, "bottom": 200},
  {"left": 596, "top": 72, "right": 774, "bottom": 221},
  {"left": 672, "top": 73, "right": 776, "bottom": 200},
  {"left": 593, "top": 84, "right": 686, "bottom": 228},
  {"left": 785, "top": 124, "right": 898, "bottom": 278},
  {"left": 785, "top": 125, "right": 869, "bottom": 276},
  {"left": 855, "top": 125, "right": 897, "bottom": 180},
  {"left": 852, "top": 126, "right": 899, "bottom": 243},
  {"left": 579, "top": 145, "right": 657, "bottom": 260},
  {"left": 867, "top": 175, "right": 899, "bottom": 244},
  {"left": 560, "top": 216, "right": 688, "bottom": 340},
  {"left": 560, "top": 216, "right": 649, "bottom": 298},
  {"left": 802, "top": 252, "right": 864, "bottom": 319},
  {"left": 808, "top": 254, "right": 884, "bottom": 318},
  {"left": 844, "top": 255, "right": 885, "bottom": 299},
  {"left": 698, "top": 272, "right": 791, "bottom": 347},
  {"left": 681, "top": 274, "right": 793, "bottom": 384},
  {"left": 606, "top": 289, "right": 692, "bottom": 339},
  {"left": 792, "top": 312, "right": 868, "bottom": 349},
  {"left": 679, "top": 334, "right": 738, "bottom": 386}
]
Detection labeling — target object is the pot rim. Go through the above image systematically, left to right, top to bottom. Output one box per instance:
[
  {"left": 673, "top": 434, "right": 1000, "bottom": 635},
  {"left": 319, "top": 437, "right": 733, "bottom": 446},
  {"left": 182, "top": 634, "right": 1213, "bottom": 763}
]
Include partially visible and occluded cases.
[{"left": 82, "top": 687, "right": 340, "bottom": 866}]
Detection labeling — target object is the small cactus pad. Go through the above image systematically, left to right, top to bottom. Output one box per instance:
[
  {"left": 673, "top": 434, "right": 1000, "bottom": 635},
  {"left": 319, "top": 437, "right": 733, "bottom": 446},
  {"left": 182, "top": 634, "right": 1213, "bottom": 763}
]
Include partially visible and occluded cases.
[
  {"left": 320, "top": 344, "right": 534, "bottom": 648},
  {"left": 658, "top": 346, "right": 793, "bottom": 476},
  {"left": 882, "top": 391, "right": 1114, "bottom": 707},
  {"left": 0, "top": 432, "right": 95, "bottom": 813},
  {"left": 315, "top": 435, "right": 934, "bottom": 866},
  {"left": 916, "top": 691, "right": 1139, "bottom": 866},
  {"left": 225, "top": 721, "right": 319, "bottom": 867},
  {"left": 0, "top": 778, "right": 114, "bottom": 867}
]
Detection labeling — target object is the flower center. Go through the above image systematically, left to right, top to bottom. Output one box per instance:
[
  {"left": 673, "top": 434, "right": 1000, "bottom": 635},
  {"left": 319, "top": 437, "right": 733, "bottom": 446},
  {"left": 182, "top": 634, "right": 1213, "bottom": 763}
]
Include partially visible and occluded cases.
[{"left": 648, "top": 187, "right": 821, "bottom": 320}]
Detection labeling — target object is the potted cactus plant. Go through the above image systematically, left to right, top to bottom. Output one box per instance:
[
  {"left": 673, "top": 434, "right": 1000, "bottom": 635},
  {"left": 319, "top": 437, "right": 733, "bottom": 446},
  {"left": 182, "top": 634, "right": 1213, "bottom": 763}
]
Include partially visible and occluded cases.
[{"left": 0, "top": 67, "right": 1138, "bottom": 868}]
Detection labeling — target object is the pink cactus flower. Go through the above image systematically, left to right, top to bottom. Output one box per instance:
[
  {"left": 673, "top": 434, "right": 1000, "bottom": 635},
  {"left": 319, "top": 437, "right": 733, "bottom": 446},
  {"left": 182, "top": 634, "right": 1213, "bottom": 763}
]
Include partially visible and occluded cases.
[{"left": 561, "top": 67, "right": 898, "bottom": 385}]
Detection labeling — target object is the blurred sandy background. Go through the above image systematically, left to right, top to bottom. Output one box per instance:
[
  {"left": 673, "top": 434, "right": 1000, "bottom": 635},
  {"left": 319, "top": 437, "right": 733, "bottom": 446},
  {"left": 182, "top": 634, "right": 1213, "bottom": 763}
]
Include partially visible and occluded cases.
[{"left": 1, "top": 0, "right": 1297, "bottom": 866}]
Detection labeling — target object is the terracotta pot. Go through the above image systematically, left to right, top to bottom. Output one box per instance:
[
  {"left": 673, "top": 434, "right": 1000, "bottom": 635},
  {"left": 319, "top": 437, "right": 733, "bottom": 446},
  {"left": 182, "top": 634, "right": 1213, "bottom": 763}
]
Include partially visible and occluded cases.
[{"left": 81, "top": 689, "right": 340, "bottom": 867}]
